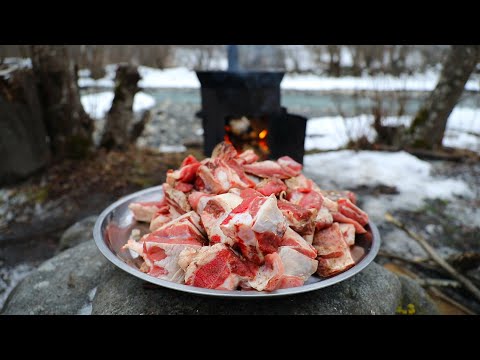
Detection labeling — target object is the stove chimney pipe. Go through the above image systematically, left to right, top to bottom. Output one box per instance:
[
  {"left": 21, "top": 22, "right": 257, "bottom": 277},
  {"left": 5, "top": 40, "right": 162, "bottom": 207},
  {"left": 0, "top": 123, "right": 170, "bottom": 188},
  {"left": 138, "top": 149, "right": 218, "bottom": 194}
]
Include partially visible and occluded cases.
[{"left": 227, "top": 45, "right": 239, "bottom": 72}]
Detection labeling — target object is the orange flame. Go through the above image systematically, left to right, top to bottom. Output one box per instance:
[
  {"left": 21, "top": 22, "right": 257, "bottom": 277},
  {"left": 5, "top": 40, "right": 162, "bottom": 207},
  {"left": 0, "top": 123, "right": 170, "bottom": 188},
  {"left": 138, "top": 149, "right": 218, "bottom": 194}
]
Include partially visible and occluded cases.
[{"left": 259, "top": 129, "right": 268, "bottom": 140}]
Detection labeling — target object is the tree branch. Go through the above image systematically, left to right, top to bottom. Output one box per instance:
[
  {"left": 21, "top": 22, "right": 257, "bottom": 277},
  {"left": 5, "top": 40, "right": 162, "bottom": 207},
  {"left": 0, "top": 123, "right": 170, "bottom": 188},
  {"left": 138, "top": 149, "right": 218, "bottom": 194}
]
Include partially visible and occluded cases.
[{"left": 385, "top": 212, "right": 480, "bottom": 303}]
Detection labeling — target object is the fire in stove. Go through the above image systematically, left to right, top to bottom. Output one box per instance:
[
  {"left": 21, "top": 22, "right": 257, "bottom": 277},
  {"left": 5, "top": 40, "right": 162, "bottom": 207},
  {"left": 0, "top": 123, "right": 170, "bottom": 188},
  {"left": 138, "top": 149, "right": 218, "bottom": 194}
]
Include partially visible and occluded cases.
[{"left": 224, "top": 116, "right": 270, "bottom": 159}]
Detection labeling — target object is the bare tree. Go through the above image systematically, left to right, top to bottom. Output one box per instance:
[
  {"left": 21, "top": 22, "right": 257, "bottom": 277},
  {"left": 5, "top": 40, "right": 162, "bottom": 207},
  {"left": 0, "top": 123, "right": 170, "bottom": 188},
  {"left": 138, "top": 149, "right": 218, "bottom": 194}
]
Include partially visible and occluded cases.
[
  {"left": 31, "top": 45, "right": 94, "bottom": 159},
  {"left": 327, "top": 45, "right": 341, "bottom": 77},
  {"left": 406, "top": 45, "right": 480, "bottom": 149},
  {"left": 100, "top": 64, "right": 141, "bottom": 150}
]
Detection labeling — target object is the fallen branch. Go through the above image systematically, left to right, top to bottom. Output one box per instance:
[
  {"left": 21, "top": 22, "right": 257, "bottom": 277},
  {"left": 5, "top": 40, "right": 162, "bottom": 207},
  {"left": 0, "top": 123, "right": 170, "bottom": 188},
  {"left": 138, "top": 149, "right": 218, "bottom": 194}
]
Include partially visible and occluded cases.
[
  {"left": 385, "top": 212, "right": 480, "bottom": 303},
  {"left": 378, "top": 251, "right": 440, "bottom": 272},
  {"left": 416, "top": 278, "right": 461, "bottom": 288},
  {"left": 427, "top": 287, "right": 477, "bottom": 315}
]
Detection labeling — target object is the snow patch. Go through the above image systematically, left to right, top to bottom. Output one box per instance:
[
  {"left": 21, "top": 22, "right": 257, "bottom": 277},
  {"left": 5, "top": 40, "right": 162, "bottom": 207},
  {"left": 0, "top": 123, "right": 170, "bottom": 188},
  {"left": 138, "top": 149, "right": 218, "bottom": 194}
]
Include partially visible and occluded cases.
[
  {"left": 78, "top": 64, "right": 480, "bottom": 92},
  {"left": 138, "top": 66, "right": 200, "bottom": 88},
  {"left": 282, "top": 69, "right": 480, "bottom": 92},
  {"left": 81, "top": 91, "right": 156, "bottom": 120},
  {"left": 305, "top": 107, "right": 480, "bottom": 153},
  {"left": 158, "top": 144, "right": 187, "bottom": 153},
  {"left": 303, "top": 150, "right": 473, "bottom": 220}
]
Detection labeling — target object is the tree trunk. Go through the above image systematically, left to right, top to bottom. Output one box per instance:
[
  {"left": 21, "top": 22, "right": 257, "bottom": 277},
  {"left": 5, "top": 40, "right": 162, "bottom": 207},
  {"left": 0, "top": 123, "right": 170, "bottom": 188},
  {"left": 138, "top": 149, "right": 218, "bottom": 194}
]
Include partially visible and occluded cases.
[
  {"left": 31, "top": 45, "right": 94, "bottom": 159},
  {"left": 327, "top": 45, "right": 341, "bottom": 77},
  {"left": 406, "top": 45, "right": 480, "bottom": 149},
  {"left": 100, "top": 64, "right": 141, "bottom": 150},
  {"left": 0, "top": 69, "right": 50, "bottom": 185}
]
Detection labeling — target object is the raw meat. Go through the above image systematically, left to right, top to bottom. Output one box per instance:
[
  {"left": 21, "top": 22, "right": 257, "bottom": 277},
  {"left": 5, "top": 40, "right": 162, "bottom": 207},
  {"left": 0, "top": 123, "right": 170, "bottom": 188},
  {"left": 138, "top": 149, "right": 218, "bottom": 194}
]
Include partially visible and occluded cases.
[
  {"left": 126, "top": 141, "right": 372, "bottom": 291},
  {"left": 243, "top": 156, "right": 302, "bottom": 179},
  {"left": 255, "top": 178, "right": 287, "bottom": 196},
  {"left": 199, "top": 193, "right": 243, "bottom": 246},
  {"left": 220, "top": 194, "right": 287, "bottom": 265},
  {"left": 128, "top": 200, "right": 166, "bottom": 223},
  {"left": 124, "top": 211, "right": 206, "bottom": 283},
  {"left": 339, "top": 223, "right": 355, "bottom": 246},
  {"left": 183, "top": 243, "right": 257, "bottom": 290},
  {"left": 277, "top": 246, "right": 318, "bottom": 288}
]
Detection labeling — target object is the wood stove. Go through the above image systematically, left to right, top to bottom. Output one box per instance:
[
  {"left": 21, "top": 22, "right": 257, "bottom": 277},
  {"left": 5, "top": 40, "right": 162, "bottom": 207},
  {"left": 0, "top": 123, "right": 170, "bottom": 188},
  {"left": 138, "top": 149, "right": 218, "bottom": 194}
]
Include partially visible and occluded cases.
[{"left": 195, "top": 70, "right": 307, "bottom": 164}]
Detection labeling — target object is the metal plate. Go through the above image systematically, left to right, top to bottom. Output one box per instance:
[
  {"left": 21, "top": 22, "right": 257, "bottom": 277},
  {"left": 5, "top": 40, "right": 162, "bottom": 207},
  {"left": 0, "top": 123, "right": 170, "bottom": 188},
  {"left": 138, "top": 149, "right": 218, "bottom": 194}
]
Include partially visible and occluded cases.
[{"left": 93, "top": 186, "right": 381, "bottom": 298}]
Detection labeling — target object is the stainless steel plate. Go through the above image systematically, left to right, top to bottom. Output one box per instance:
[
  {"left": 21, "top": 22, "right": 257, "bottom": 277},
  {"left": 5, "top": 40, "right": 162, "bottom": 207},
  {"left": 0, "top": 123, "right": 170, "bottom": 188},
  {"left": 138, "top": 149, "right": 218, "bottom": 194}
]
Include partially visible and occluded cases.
[{"left": 93, "top": 186, "right": 381, "bottom": 298}]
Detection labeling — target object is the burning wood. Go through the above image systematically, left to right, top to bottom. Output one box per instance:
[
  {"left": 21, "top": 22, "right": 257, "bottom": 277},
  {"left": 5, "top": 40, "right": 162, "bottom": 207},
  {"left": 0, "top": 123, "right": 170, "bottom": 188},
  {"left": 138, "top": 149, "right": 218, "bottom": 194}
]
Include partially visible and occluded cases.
[{"left": 224, "top": 116, "right": 270, "bottom": 159}]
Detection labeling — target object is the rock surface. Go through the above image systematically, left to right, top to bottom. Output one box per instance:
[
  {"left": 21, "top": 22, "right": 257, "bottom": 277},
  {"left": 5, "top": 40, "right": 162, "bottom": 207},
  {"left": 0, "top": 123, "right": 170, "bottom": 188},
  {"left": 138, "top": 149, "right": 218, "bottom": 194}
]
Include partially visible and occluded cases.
[
  {"left": 0, "top": 69, "right": 50, "bottom": 185},
  {"left": 57, "top": 215, "right": 98, "bottom": 252},
  {"left": 2, "top": 236, "right": 439, "bottom": 315},
  {"left": 1, "top": 241, "right": 114, "bottom": 315},
  {"left": 92, "top": 262, "right": 406, "bottom": 315},
  {"left": 397, "top": 275, "right": 439, "bottom": 315}
]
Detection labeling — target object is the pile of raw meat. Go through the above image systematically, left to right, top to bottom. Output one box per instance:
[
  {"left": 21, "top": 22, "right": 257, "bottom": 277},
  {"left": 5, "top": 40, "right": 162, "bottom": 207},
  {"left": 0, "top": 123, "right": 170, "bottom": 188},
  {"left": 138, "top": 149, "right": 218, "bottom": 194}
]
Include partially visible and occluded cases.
[{"left": 123, "top": 142, "right": 370, "bottom": 292}]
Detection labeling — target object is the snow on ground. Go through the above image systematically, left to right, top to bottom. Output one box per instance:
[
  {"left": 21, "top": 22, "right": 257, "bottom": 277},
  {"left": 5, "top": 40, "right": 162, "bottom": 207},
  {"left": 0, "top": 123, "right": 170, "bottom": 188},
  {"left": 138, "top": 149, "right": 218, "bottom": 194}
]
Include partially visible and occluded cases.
[
  {"left": 78, "top": 65, "right": 480, "bottom": 92},
  {"left": 138, "top": 66, "right": 200, "bottom": 88},
  {"left": 283, "top": 69, "right": 480, "bottom": 92},
  {"left": 80, "top": 91, "right": 156, "bottom": 120},
  {"left": 305, "top": 107, "right": 480, "bottom": 153},
  {"left": 303, "top": 150, "right": 473, "bottom": 221},
  {"left": 0, "top": 263, "right": 35, "bottom": 309}
]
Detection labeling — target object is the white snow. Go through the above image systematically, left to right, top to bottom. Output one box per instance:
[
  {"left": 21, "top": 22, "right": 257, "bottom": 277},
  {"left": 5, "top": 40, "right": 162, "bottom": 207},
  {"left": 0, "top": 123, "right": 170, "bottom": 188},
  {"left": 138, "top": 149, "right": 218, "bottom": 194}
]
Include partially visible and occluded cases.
[
  {"left": 77, "top": 64, "right": 480, "bottom": 92},
  {"left": 77, "top": 64, "right": 117, "bottom": 88},
  {"left": 138, "top": 66, "right": 200, "bottom": 88},
  {"left": 283, "top": 69, "right": 480, "bottom": 92},
  {"left": 80, "top": 91, "right": 156, "bottom": 120},
  {"left": 305, "top": 107, "right": 480, "bottom": 153},
  {"left": 158, "top": 144, "right": 187, "bottom": 153},
  {"left": 303, "top": 150, "right": 473, "bottom": 221}
]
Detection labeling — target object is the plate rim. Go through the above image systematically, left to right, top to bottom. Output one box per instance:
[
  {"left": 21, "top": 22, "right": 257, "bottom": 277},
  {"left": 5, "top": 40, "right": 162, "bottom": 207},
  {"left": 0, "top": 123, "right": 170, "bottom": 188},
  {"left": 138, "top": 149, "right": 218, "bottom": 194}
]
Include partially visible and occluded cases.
[{"left": 93, "top": 185, "right": 381, "bottom": 298}]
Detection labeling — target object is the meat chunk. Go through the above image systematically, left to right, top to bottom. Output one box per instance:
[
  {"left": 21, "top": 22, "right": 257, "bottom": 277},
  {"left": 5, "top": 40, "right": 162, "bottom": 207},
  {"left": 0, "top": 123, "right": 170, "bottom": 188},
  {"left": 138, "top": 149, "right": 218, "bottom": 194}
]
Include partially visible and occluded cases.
[
  {"left": 211, "top": 141, "right": 238, "bottom": 161},
  {"left": 236, "top": 149, "right": 259, "bottom": 165},
  {"left": 166, "top": 155, "right": 201, "bottom": 188},
  {"left": 277, "top": 156, "right": 302, "bottom": 177},
  {"left": 197, "top": 157, "right": 256, "bottom": 194},
  {"left": 243, "top": 157, "right": 302, "bottom": 179},
  {"left": 285, "top": 174, "right": 324, "bottom": 211},
  {"left": 255, "top": 178, "right": 287, "bottom": 197},
  {"left": 148, "top": 183, "right": 192, "bottom": 232},
  {"left": 163, "top": 183, "right": 191, "bottom": 214},
  {"left": 287, "top": 189, "right": 323, "bottom": 211},
  {"left": 321, "top": 190, "right": 357, "bottom": 205},
  {"left": 188, "top": 191, "right": 214, "bottom": 212},
  {"left": 199, "top": 193, "right": 243, "bottom": 246},
  {"left": 220, "top": 194, "right": 287, "bottom": 265},
  {"left": 337, "top": 198, "right": 369, "bottom": 226},
  {"left": 129, "top": 199, "right": 166, "bottom": 223},
  {"left": 278, "top": 200, "right": 316, "bottom": 238},
  {"left": 149, "top": 204, "right": 182, "bottom": 232},
  {"left": 315, "top": 206, "right": 334, "bottom": 230},
  {"left": 123, "top": 212, "right": 206, "bottom": 283},
  {"left": 332, "top": 212, "right": 367, "bottom": 234},
  {"left": 313, "top": 222, "right": 355, "bottom": 277},
  {"left": 313, "top": 223, "right": 347, "bottom": 258},
  {"left": 339, "top": 223, "right": 355, "bottom": 246},
  {"left": 280, "top": 227, "right": 317, "bottom": 259},
  {"left": 183, "top": 243, "right": 257, "bottom": 290},
  {"left": 277, "top": 246, "right": 318, "bottom": 288},
  {"left": 316, "top": 251, "right": 355, "bottom": 278},
  {"left": 247, "top": 252, "right": 284, "bottom": 291}
]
